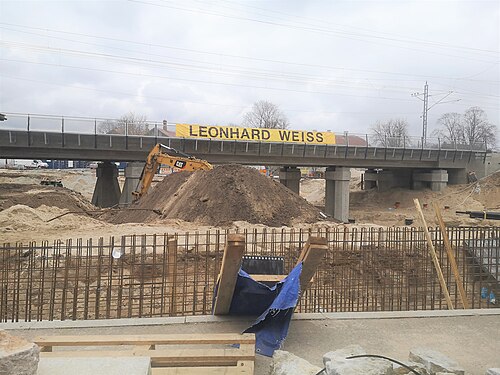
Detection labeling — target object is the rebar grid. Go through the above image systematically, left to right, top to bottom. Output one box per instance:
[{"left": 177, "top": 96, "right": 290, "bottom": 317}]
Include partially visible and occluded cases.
[{"left": 1, "top": 226, "right": 498, "bottom": 322}]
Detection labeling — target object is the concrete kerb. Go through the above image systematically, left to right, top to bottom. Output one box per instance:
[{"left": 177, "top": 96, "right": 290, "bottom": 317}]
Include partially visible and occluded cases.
[{"left": 2, "top": 309, "right": 498, "bottom": 331}]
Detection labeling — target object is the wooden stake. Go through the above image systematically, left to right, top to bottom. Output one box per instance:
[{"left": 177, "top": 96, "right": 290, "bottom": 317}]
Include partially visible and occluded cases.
[
  {"left": 413, "top": 199, "right": 454, "bottom": 310},
  {"left": 432, "top": 202, "right": 469, "bottom": 309},
  {"left": 213, "top": 234, "right": 246, "bottom": 315},
  {"left": 296, "top": 236, "right": 328, "bottom": 291}
]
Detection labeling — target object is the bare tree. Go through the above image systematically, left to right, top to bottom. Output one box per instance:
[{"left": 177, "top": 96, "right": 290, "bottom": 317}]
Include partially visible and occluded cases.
[
  {"left": 243, "top": 100, "right": 289, "bottom": 129},
  {"left": 462, "top": 106, "right": 496, "bottom": 149},
  {"left": 97, "top": 112, "right": 149, "bottom": 135},
  {"left": 434, "top": 112, "right": 464, "bottom": 146},
  {"left": 371, "top": 118, "right": 409, "bottom": 147}
]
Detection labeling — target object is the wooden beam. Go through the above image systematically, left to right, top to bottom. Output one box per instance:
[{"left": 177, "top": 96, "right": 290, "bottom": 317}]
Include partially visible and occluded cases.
[
  {"left": 413, "top": 199, "right": 454, "bottom": 310},
  {"left": 432, "top": 202, "right": 469, "bottom": 309},
  {"left": 213, "top": 234, "right": 246, "bottom": 315},
  {"left": 296, "top": 236, "right": 328, "bottom": 291},
  {"left": 248, "top": 274, "right": 288, "bottom": 283},
  {"left": 34, "top": 333, "right": 255, "bottom": 347},
  {"left": 40, "top": 348, "right": 254, "bottom": 366},
  {"left": 152, "top": 361, "right": 253, "bottom": 375}
]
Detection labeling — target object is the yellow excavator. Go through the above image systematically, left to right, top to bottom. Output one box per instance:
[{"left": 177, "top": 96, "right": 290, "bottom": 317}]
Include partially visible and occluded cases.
[{"left": 132, "top": 143, "right": 213, "bottom": 201}]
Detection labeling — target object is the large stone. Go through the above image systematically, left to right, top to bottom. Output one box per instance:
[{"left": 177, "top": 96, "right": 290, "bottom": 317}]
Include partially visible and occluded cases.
[
  {"left": 0, "top": 330, "right": 39, "bottom": 375},
  {"left": 323, "top": 344, "right": 366, "bottom": 365},
  {"left": 323, "top": 345, "right": 393, "bottom": 375},
  {"left": 409, "top": 348, "right": 464, "bottom": 375},
  {"left": 270, "top": 350, "right": 322, "bottom": 375},
  {"left": 393, "top": 361, "right": 428, "bottom": 375},
  {"left": 486, "top": 369, "right": 500, "bottom": 375}
]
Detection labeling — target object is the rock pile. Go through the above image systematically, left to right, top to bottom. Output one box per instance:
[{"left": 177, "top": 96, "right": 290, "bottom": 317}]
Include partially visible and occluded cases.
[{"left": 270, "top": 345, "right": 482, "bottom": 375}]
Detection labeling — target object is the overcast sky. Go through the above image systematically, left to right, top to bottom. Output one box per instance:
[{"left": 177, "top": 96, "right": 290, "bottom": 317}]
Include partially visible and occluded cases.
[{"left": 0, "top": 0, "right": 498, "bottom": 138}]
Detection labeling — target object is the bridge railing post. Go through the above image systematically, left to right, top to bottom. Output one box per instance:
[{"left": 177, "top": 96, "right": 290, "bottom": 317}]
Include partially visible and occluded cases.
[
  {"left": 27, "top": 115, "right": 31, "bottom": 146},
  {"left": 61, "top": 117, "right": 65, "bottom": 148},
  {"left": 94, "top": 119, "right": 97, "bottom": 149},
  {"left": 125, "top": 121, "right": 128, "bottom": 150}
]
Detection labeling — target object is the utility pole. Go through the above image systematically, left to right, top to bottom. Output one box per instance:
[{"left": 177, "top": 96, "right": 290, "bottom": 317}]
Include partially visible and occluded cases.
[{"left": 412, "top": 82, "right": 460, "bottom": 147}]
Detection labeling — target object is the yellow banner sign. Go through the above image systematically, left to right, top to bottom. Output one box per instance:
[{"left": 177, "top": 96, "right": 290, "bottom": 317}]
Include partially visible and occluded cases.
[{"left": 176, "top": 124, "right": 335, "bottom": 145}]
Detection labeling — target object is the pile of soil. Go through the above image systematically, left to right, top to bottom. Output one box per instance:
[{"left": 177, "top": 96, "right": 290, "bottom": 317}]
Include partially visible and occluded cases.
[
  {"left": 107, "top": 165, "right": 321, "bottom": 226},
  {"left": 0, "top": 183, "right": 94, "bottom": 212}
]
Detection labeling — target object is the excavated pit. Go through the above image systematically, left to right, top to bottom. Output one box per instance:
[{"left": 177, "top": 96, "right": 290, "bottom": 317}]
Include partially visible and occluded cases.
[{"left": 107, "top": 165, "right": 321, "bottom": 227}]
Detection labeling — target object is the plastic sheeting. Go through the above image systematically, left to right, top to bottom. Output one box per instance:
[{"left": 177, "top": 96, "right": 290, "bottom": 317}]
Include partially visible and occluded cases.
[{"left": 228, "top": 263, "right": 302, "bottom": 357}]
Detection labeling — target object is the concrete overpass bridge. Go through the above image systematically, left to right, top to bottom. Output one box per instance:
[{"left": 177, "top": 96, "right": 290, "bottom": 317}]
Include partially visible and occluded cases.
[{"left": 0, "top": 128, "right": 489, "bottom": 222}]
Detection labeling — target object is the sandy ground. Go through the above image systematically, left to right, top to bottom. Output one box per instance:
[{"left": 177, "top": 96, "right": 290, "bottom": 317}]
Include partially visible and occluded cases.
[
  {"left": 1, "top": 167, "right": 498, "bottom": 244},
  {"left": 6, "top": 313, "right": 500, "bottom": 374}
]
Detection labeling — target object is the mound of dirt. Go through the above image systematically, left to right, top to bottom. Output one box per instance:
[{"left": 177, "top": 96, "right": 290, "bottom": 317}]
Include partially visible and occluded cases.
[
  {"left": 107, "top": 165, "right": 321, "bottom": 226},
  {"left": 476, "top": 170, "right": 500, "bottom": 209},
  {"left": 0, "top": 183, "right": 94, "bottom": 212},
  {"left": 0, "top": 204, "right": 106, "bottom": 235}
]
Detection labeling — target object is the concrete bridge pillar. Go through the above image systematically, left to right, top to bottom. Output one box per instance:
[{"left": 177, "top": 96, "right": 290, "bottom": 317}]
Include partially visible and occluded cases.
[
  {"left": 91, "top": 161, "right": 121, "bottom": 208},
  {"left": 119, "top": 162, "right": 145, "bottom": 205},
  {"left": 279, "top": 167, "right": 301, "bottom": 194},
  {"left": 325, "top": 167, "right": 350, "bottom": 223},
  {"left": 448, "top": 168, "right": 467, "bottom": 185},
  {"left": 363, "top": 169, "right": 377, "bottom": 190},
  {"left": 412, "top": 169, "right": 448, "bottom": 191}
]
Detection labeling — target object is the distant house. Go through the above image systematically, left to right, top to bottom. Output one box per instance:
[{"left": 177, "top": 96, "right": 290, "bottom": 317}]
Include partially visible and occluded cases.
[
  {"left": 147, "top": 120, "right": 176, "bottom": 138},
  {"left": 335, "top": 134, "right": 368, "bottom": 146}
]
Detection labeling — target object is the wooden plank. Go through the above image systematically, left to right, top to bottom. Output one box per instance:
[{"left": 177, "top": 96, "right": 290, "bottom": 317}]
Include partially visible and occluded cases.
[
  {"left": 413, "top": 199, "right": 454, "bottom": 310},
  {"left": 432, "top": 202, "right": 469, "bottom": 309},
  {"left": 213, "top": 234, "right": 246, "bottom": 315},
  {"left": 296, "top": 236, "right": 328, "bottom": 291},
  {"left": 248, "top": 274, "right": 288, "bottom": 283},
  {"left": 35, "top": 333, "right": 255, "bottom": 347},
  {"left": 40, "top": 347, "right": 254, "bottom": 366},
  {"left": 152, "top": 367, "right": 242, "bottom": 375}
]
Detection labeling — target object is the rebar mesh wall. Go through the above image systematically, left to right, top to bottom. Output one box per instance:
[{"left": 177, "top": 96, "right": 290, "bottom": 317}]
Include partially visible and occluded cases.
[{"left": 1, "top": 227, "right": 498, "bottom": 322}]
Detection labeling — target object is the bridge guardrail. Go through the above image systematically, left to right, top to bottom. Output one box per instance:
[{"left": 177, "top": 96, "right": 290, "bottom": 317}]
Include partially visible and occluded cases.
[{"left": 0, "top": 112, "right": 488, "bottom": 153}]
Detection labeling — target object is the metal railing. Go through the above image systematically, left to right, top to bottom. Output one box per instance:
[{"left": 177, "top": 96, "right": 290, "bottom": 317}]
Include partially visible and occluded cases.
[
  {"left": 0, "top": 112, "right": 488, "bottom": 151},
  {"left": 1, "top": 226, "right": 498, "bottom": 322}
]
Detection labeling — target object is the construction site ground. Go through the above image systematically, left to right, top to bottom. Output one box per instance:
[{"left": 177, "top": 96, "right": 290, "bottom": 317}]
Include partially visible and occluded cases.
[
  {"left": 1, "top": 167, "right": 499, "bottom": 244},
  {"left": 4, "top": 310, "right": 500, "bottom": 374}
]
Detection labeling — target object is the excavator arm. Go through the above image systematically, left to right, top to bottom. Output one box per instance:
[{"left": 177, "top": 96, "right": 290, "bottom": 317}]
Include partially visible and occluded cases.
[{"left": 132, "top": 144, "right": 212, "bottom": 200}]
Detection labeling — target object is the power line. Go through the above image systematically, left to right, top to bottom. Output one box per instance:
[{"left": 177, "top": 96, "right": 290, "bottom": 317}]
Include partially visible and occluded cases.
[
  {"left": 127, "top": 0, "right": 499, "bottom": 63},
  {"left": 205, "top": 0, "right": 500, "bottom": 55},
  {"left": 1, "top": 23, "right": 498, "bottom": 85}
]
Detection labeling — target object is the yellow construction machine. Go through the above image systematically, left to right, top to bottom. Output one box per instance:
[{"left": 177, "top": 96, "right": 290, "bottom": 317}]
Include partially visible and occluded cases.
[{"left": 132, "top": 143, "right": 213, "bottom": 200}]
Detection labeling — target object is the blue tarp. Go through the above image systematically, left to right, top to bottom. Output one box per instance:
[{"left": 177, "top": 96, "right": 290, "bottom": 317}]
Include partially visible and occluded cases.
[{"left": 227, "top": 263, "right": 302, "bottom": 357}]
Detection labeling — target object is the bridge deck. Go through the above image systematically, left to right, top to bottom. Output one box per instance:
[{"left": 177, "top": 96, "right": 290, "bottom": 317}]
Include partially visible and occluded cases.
[{"left": 0, "top": 129, "right": 487, "bottom": 168}]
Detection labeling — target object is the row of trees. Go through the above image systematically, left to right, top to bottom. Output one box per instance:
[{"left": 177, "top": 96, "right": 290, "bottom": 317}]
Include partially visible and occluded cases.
[
  {"left": 371, "top": 106, "right": 497, "bottom": 148},
  {"left": 434, "top": 107, "right": 496, "bottom": 148}
]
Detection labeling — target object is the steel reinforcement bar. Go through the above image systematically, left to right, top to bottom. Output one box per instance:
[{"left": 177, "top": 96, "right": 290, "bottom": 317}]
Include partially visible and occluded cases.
[{"left": 1, "top": 226, "right": 498, "bottom": 322}]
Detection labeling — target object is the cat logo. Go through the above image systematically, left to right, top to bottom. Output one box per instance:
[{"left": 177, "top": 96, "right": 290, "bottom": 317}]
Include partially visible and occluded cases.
[{"left": 174, "top": 160, "right": 187, "bottom": 169}]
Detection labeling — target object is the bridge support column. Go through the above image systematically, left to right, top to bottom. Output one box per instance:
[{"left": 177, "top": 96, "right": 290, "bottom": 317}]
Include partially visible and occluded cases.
[
  {"left": 91, "top": 162, "right": 121, "bottom": 208},
  {"left": 119, "top": 162, "right": 145, "bottom": 205},
  {"left": 279, "top": 167, "right": 301, "bottom": 194},
  {"left": 325, "top": 167, "right": 350, "bottom": 223},
  {"left": 448, "top": 168, "right": 467, "bottom": 185},
  {"left": 363, "top": 169, "right": 377, "bottom": 190},
  {"left": 412, "top": 169, "right": 448, "bottom": 191}
]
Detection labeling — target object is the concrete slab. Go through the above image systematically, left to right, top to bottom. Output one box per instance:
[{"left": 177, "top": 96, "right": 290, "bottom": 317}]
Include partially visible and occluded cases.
[
  {"left": 6, "top": 312, "right": 500, "bottom": 375},
  {"left": 37, "top": 357, "right": 151, "bottom": 375}
]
